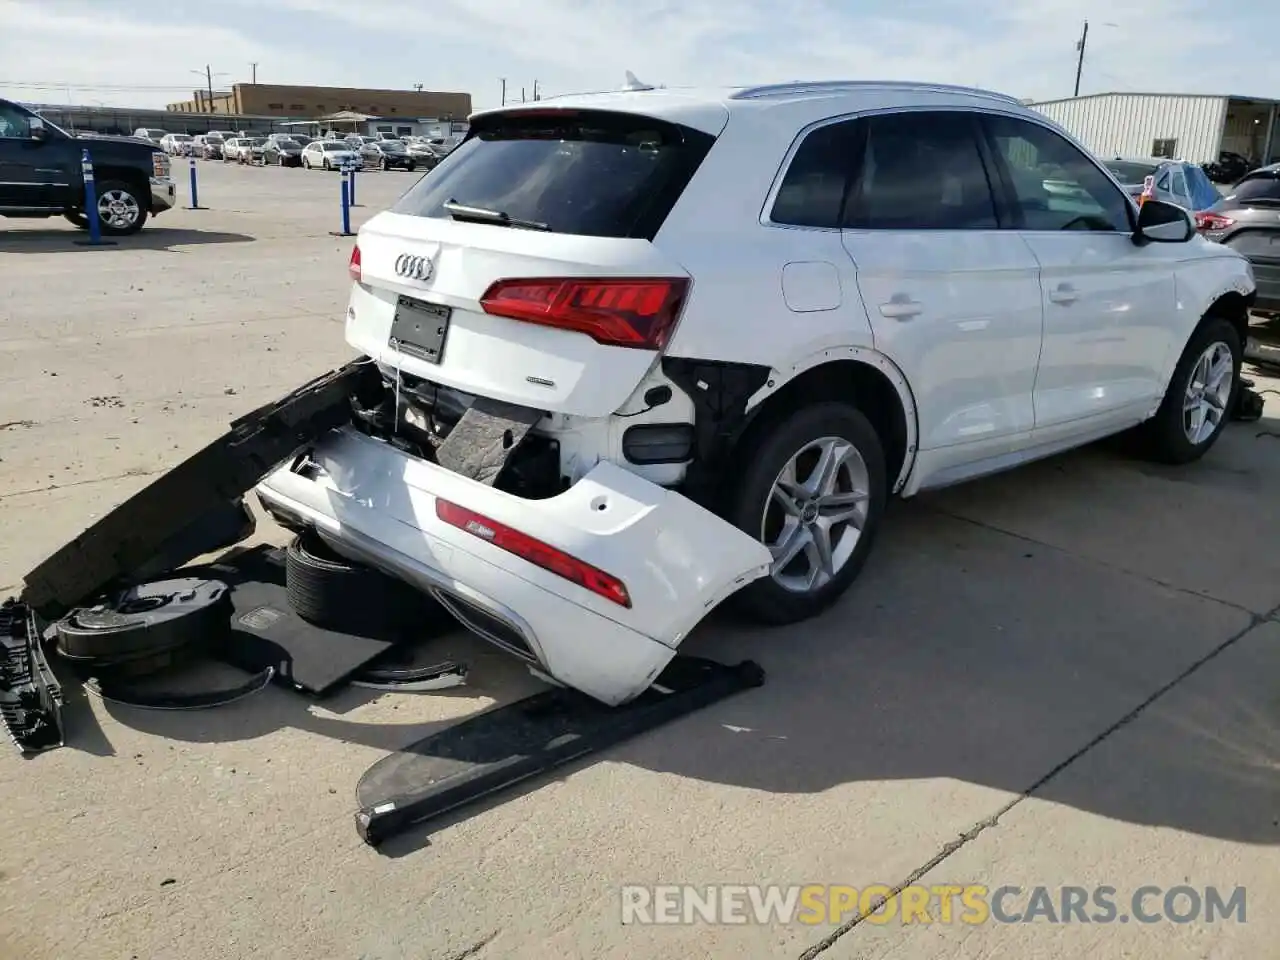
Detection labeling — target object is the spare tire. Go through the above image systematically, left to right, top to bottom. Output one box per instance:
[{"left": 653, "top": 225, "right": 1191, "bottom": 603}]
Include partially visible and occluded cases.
[{"left": 285, "top": 530, "right": 442, "bottom": 635}]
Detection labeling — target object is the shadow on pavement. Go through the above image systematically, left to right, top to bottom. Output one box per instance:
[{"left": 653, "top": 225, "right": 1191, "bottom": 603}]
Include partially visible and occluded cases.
[
  {"left": 0, "top": 227, "right": 255, "bottom": 252},
  {"left": 76, "top": 409, "right": 1280, "bottom": 848}
]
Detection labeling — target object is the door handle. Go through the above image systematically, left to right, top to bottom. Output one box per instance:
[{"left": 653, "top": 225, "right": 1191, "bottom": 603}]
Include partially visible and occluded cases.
[
  {"left": 1048, "top": 283, "right": 1078, "bottom": 305},
  {"left": 879, "top": 296, "right": 922, "bottom": 320}
]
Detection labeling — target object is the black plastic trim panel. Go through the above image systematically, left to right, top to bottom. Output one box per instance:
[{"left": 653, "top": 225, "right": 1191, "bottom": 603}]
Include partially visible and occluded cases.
[{"left": 661, "top": 357, "right": 771, "bottom": 508}]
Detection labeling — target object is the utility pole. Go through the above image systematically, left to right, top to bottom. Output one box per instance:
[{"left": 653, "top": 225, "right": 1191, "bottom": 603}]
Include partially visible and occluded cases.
[
  {"left": 1073, "top": 20, "right": 1088, "bottom": 97},
  {"left": 251, "top": 62, "right": 258, "bottom": 84},
  {"left": 191, "top": 66, "right": 228, "bottom": 113},
  {"left": 500, "top": 78, "right": 507, "bottom": 106},
  {"left": 533, "top": 79, "right": 539, "bottom": 101},
  {"left": 521, "top": 86, "right": 526, "bottom": 103}
]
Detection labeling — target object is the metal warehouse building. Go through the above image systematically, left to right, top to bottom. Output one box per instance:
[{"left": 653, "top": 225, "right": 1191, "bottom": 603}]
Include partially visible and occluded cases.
[{"left": 1028, "top": 92, "right": 1280, "bottom": 166}]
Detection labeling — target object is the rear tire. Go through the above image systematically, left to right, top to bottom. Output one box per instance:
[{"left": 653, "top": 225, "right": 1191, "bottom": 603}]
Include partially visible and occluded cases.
[
  {"left": 1139, "top": 316, "right": 1241, "bottom": 464},
  {"left": 726, "top": 402, "right": 888, "bottom": 625}
]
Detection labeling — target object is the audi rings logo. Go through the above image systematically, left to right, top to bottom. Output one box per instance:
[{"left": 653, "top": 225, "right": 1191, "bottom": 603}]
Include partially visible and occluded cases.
[{"left": 395, "top": 253, "right": 433, "bottom": 281}]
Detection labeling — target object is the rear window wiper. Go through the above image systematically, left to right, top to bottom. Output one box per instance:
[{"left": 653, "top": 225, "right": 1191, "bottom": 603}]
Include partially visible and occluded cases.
[{"left": 443, "top": 200, "right": 550, "bottom": 231}]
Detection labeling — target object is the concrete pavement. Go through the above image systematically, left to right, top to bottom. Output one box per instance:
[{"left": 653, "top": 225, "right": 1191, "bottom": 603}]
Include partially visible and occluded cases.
[{"left": 0, "top": 160, "right": 1277, "bottom": 959}]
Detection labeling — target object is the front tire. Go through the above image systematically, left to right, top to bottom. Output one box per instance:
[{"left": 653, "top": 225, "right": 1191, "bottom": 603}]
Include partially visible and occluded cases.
[
  {"left": 93, "top": 181, "right": 148, "bottom": 236},
  {"left": 1140, "top": 316, "right": 1241, "bottom": 464},
  {"left": 726, "top": 403, "right": 888, "bottom": 625}
]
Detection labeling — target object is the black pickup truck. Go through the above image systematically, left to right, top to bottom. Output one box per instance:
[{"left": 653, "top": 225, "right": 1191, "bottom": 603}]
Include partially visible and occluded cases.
[{"left": 0, "top": 97, "right": 176, "bottom": 235}]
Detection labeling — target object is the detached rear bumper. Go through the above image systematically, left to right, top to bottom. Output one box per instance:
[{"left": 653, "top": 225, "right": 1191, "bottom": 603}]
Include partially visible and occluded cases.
[{"left": 255, "top": 428, "right": 770, "bottom": 705}]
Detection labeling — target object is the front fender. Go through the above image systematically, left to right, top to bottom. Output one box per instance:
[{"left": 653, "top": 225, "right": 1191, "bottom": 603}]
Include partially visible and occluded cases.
[{"left": 1164, "top": 252, "right": 1256, "bottom": 388}]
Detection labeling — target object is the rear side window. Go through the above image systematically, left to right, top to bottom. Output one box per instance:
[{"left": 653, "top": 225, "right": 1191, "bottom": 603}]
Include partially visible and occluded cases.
[
  {"left": 391, "top": 110, "right": 715, "bottom": 239},
  {"left": 848, "top": 111, "right": 998, "bottom": 230},
  {"left": 769, "top": 121, "right": 859, "bottom": 228},
  {"left": 1230, "top": 175, "right": 1280, "bottom": 203}
]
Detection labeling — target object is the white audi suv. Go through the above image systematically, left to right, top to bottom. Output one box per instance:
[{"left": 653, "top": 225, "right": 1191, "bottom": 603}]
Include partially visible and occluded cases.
[{"left": 257, "top": 79, "right": 1256, "bottom": 705}]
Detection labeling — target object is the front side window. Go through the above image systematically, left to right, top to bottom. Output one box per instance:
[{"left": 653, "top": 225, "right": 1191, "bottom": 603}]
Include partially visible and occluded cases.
[
  {"left": 0, "top": 102, "right": 34, "bottom": 138},
  {"left": 848, "top": 111, "right": 999, "bottom": 230},
  {"left": 984, "top": 115, "right": 1132, "bottom": 232}
]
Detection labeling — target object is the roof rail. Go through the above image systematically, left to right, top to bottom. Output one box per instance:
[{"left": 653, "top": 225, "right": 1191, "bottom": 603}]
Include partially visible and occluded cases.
[{"left": 730, "top": 80, "right": 1023, "bottom": 105}]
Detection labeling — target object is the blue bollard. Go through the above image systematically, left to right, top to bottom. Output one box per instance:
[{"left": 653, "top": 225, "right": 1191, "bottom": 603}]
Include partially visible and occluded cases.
[
  {"left": 73, "top": 148, "right": 115, "bottom": 247},
  {"left": 185, "top": 158, "right": 205, "bottom": 210},
  {"left": 348, "top": 164, "right": 358, "bottom": 206},
  {"left": 329, "top": 171, "right": 355, "bottom": 237}
]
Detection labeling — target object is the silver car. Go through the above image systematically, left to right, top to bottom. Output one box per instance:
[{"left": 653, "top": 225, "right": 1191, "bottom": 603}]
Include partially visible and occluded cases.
[{"left": 1103, "top": 157, "right": 1221, "bottom": 212}]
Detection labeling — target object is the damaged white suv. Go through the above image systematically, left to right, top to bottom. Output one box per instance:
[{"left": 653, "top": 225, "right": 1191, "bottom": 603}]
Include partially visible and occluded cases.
[{"left": 257, "top": 80, "right": 1256, "bottom": 705}]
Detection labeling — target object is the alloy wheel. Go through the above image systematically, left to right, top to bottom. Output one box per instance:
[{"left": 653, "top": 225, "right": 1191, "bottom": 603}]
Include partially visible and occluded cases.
[
  {"left": 96, "top": 189, "right": 140, "bottom": 231},
  {"left": 1183, "top": 341, "right": 1234, "bottom": 444},
  {"left": 761, "top": 436, "right": 871, "bottom": 593}
]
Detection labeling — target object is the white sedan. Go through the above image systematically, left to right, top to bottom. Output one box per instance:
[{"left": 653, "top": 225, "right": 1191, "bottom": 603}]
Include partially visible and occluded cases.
[{"left": 301, "top": 140, "right": 364, "bottom": 171}]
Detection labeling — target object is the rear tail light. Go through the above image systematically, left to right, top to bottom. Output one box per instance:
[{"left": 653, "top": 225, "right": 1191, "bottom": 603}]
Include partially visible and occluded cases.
[
  {"left": 1194, "top": 212, "right": 1234, "bottom": 231},
  {"left": 348, "top": 244, "right": 362, "bottom": 282},
  {"left": 480, "top": 277, "right": 690, "bottom": 350},
  {"left": 435, "top": 498, "right": 632, "bottom": 608}
]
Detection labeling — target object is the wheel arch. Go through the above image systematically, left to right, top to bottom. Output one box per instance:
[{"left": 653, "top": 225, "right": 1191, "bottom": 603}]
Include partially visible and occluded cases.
[
  {"left": 1203, "top": 289, "right": 1252, "bottom": 350},
  {"left": 737, "top": 349, "right": 919, "bottom": 495}
]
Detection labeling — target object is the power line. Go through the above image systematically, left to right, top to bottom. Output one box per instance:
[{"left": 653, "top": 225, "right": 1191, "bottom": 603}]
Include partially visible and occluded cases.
[{"left": 0, "top": 81, "right": 203, "bottom": 92}]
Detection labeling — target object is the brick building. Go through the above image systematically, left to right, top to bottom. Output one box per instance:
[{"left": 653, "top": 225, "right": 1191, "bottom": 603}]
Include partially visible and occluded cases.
[{"left": 167, "top": 83, "right": 472, "bottom": 121}]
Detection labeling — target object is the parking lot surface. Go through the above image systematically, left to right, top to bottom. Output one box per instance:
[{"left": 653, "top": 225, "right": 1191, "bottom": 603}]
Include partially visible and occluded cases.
[{"left": 1, "top": 161, "right": 1278, "bottom": 959}]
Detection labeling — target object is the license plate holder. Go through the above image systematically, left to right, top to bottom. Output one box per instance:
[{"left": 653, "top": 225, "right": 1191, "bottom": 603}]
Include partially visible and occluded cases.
[{"left": 389, "top": 296, "right": 451, "bottom": 365}]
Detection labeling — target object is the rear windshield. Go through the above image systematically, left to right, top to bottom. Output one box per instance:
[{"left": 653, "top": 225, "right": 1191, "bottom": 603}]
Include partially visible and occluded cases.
[
  {"left": 390, "top": 109, "right": 716, "bottom": 239},
  {"left": 1105, "top": 160, "right": 1159, "bottom": 183},
  {"left": 1229, "top": 175, "right": 1280, "bottom": 203}
]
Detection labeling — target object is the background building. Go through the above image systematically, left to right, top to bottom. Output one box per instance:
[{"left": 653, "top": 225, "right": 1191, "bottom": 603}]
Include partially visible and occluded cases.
[
  {"left": 167, "top": 83, "right": 471, "bottom": 122},
  {"left": 1029, "top": 92, "right": 1280, "bottom": 165}
]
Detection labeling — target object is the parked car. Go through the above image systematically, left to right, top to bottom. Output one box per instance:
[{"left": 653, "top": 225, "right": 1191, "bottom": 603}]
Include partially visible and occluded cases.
[
  {"left": 254, "top": 80, "right": 1255, "bottom": 707},
  {"left": 1, "top": 98, "right": 175, "bottom": 235},
  {"left": 130, "top": 127, "right": 168, "bottom": 145},
  {"left": 159, "top": 133, "right": 193, "bottom": 157},
  {"left": 198, "top": 133, "right": 225, "bottom": 159},
  {"left": 221, "top": 137, "right": 244, "bottom": 162},
  {"left": 263, "top": 137, "right": 304, "bottom": 167},
  {"left": 238, "top": 138, "right": 268, "bottom": 165},
  {"left": 360, "top": 139, "right": 417, "bottom": 171},
  {"left": 404, "top": 139, "right": 441, "bottom": 168},
  {"left": 301, "top": 140, "right": 363, "bottom": 170},
  {"left": 1203, "top": 151, "right": 1253, "bottom": 185},
  {"left": 1103, "top": 157, "right": 1220, "bottom": 211},
  {"left": 1196, "top": 163, "right": 1280, "bottom": 317}
]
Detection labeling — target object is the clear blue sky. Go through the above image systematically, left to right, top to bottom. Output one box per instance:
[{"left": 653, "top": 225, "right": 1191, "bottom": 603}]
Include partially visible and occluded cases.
[{"left": 1, "top": 0, "right": 1275, "bottom": 111}]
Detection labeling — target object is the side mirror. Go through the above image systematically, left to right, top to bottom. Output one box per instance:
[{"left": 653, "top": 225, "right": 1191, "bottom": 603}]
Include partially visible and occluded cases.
[
  {"left": 28, "top": 116, "right": 47, "bottom": 140},
  {"left": 1134, "top": 198, "right": 1193, "bottom": 243}
]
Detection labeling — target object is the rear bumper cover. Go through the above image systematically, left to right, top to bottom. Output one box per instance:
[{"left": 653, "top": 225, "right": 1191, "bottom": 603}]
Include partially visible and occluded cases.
[{"left": 255, "top": 428, "right": 771, "bottom": 705}]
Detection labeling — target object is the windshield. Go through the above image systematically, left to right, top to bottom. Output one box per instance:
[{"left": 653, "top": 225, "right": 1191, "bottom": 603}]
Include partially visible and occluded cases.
[
  {"left": 391, "top": 109, "right": 715, "bottom": 239},
  {"left": 173, "top": 134, "right": 192, "bottom": 141},
  {"left": 206, "top": 134, "right": 224, "bottom": 142},
  {"left": 249, "top": 139, "right": 267, "bottom": 147},
  {"left": 276, "top": 139, "right": 300, "bottom": 149},
  {"left": 380, "top": 140, "right": 406, "bottom": 151},
  {"left": 322, "top": 142, "right": 350, "bottom": 151},
  {"left": 1104, "top": 160, "right": 1160, "bottom": 183}
]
